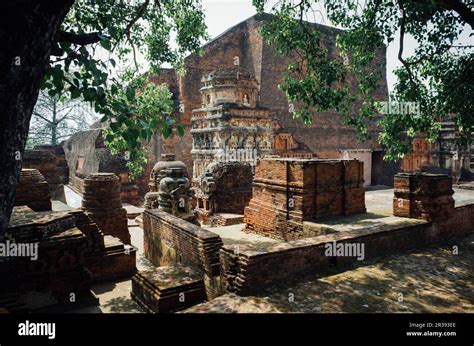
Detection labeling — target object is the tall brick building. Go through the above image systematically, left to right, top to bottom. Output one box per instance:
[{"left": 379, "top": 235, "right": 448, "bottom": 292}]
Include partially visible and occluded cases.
[{"left": 150, "top": 13, "right": 388, "bottom": 188}]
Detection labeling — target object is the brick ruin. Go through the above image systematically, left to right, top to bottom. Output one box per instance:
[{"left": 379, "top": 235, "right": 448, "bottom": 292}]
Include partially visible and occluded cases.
[
  {"left": 152, "top": 13, "right": 387, "bottom": 185},
  {"left": 3, "top": 14, "right": 473, "bottom": 315},
  {"left": 61, "top": 14, "right": 389, "bottom": 199},
  {"left": 190, "top": 67, "right": 310, "bottom": 180},
  {"left": 402, "top": 120, "right": 474, "bottom": 182},
  {"left": 63, "top": 128, "right": 141, "bottom": 206},
  {"left": 23, "top": 145, "right": 68, "bottom": 202},
  {"left": 244, "top": 157, "right": 366, "bottom": 240},
  {"left": 194, "top": 161, "right": 253, "bottom": 226},
  {"left": 14, "top": 169, "right": 52, "bottom": 212},
  {"left": 3, "top": 170, "right": 136, "bottom": 312},
  {"left": 393, "top": 172, "right": 455, "bottom": 222},
  {"left": 81, "top": 173, "right": 131, "bottom": 245},
  {"left": 4, "top": 207, "right": 98, "bottom": 311},
  {"left": 131, "top": 209, "right": 223, "bottom": 312}
]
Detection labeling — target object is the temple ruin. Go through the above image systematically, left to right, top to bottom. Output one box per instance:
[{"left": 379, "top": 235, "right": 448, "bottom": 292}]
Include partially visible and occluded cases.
[{"left": 2, "top": 13, "right": 473, "bottom": 315}]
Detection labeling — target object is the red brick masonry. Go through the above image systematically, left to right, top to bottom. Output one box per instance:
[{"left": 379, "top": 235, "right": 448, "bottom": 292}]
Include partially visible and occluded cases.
[
  {"left": 244, "top": 158, "right": 366, "bottom": 240},
  {"left": 393, "top": 172, "right": 455, "bottom": 222}
]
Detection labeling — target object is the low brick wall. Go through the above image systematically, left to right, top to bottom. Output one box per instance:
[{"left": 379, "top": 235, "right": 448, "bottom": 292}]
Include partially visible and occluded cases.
[
  {"left": 221, "top": 204, "right": 474, "bottom": 295},
  {"left": 143, "top": 209, "right": 224, "bottom": 298}
]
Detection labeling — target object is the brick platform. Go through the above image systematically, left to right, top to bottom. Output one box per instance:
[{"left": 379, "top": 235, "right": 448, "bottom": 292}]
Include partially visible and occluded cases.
[
  {"left": 244, "top": 158, "right": 366, "bottom": 240},
  {"left": 14, "top": 169, "right": 52, "bottom": 211},
  {"left": 393, "top": 172, "right": 455, "bottom": 222},
  {"left": 82, "top": 173, "right": 131, "bottom": 244},
  {"left": 222, "top": 203, "right": 474, "bottom": 295},
  {"left": 4, "top": 207, "right": 98, "bottom": 311},
  {"left": 131, "top": 266, "right": 207, "bottom": 313}
]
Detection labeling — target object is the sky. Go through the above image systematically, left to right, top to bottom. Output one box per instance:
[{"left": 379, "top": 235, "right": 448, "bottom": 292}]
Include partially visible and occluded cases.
[{"left": 199, "top": 0, "right": 474, "bottom": 93}]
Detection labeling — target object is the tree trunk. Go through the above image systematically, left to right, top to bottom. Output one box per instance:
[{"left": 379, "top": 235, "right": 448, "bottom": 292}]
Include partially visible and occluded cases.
[
  {"left": 0, "top": 1, "right": 74, "bottom": 237},
  {"left": 52, "top": 97, "right": 58, "bottom": 145}
]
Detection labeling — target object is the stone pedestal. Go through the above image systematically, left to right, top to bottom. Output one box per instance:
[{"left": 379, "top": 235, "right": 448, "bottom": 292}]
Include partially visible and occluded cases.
[
  {"left": 244, "top": 158, "right": 366, "bottom": 240},
  {"left": 14, "top": 169, "right": 52, "bottom": 211},
  {"left": 393, "top": 172, "right": 455, "bottom": 222},
  {"left": 82, "top": 173, "right": 131, "bottom": 244}
]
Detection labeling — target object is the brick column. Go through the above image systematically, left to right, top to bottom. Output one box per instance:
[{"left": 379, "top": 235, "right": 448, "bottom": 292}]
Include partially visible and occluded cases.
[
  {"left": 393, "top": 172, "right": 455, "bottom": 221},
  {"left": 82, "top": 173, "right": 130, "bottom": 244}
]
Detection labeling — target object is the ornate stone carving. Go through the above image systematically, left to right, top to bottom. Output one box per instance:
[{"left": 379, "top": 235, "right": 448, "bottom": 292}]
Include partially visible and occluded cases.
[{"left": 144, "top": 155, "right": 197, "bottom": 223}]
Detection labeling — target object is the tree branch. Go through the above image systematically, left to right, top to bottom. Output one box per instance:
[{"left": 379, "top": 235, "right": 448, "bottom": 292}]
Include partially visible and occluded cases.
[
  {"left": 113, "top": 0, "right": 150, "bottom": 50},
  {"left": 397, "top": 0, "right": 418, "bottom": 89},
  {"left": 435, "top": 0, "right": 474, "bottom": 29},
  {"left": 56, "top": 30, "right": 108, "bottom": 45},
  {"left": 32, "top": 112, "right": 53, "bottom": 124}
]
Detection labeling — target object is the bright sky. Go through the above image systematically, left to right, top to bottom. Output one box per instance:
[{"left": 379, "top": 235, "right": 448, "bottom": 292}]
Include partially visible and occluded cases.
[{"left": 200, "top": 0, "right": 474, "bottom": 93}]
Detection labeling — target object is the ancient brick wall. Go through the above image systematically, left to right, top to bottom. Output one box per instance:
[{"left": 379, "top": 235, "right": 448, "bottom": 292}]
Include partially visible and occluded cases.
[
  {"left": 61, "top": 14, "right": 389, "bottom": 191},
  {"left": 150, "top": 14, "right": 387, "bottom": 179},
  {"left": 63, "top": 129, "right": 141, "bottom": 205},
  {"left": 401, "top": 136, "right": 435, "bottom": 172},
  {"left": 243, "top": 158, "right": 366, "bottom": 240},
  {"left": 81, "top": 173, "right": 131, "bottom": 244},
  {"left": 221, "top": 203, "right": 474, "bottom": 295},
  {"left": 143, "top": 209, "right": 224, "bottom": 297}
]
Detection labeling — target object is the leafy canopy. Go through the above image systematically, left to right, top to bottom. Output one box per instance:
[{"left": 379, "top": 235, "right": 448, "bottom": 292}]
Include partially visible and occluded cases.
[
  {"left": 41, "top": 0, "right": 208, "bottom": 178},
  {"left": 253, "top": 0, "right": 473, "bottom": 160}
]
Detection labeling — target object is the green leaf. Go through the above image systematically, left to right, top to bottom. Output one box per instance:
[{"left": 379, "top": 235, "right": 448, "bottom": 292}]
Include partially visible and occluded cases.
[
  {"left": 70, "top": 86, "right": 81, "bottom": 99},
  {"left": 126, "top": 87, "right": 135, "bottom": 101},
  {"left": 162, "top": 126, "right": 172, "bottom": 139}
]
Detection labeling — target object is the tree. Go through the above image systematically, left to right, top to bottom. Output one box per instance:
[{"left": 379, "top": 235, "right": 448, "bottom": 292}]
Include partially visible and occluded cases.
[
  {"left": 0, "top": 0, "right": 207, "bottom": 236},
  {"left": 253, "top": 0, "right": 473, "bottom": 160},
  {"left": 27, "top": 91, "right": 98, "bottom": 147}
]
